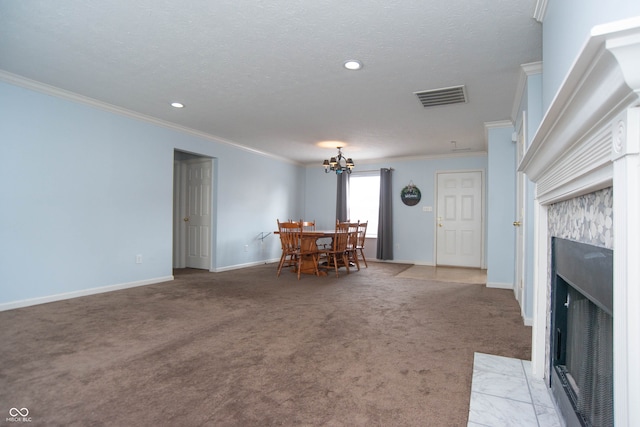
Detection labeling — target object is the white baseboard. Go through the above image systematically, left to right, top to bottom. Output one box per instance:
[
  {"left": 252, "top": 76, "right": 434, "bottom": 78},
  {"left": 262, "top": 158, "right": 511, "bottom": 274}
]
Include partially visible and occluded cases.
[
  {"left": 214, "top": 259, "right": 280, "bottom": 272},
  {"left": 374, "top": 259, "right": 436, "bottom": 266},
  {"left": 0, "top": 275, "right": 174, "bottom": 312},
  {"left": 486, "top": 281, "right": 514, "bottom": 289}
]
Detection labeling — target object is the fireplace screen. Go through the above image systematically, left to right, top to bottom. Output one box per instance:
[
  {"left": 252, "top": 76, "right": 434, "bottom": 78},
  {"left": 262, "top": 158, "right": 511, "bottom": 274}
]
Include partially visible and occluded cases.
[
  {"left": 551, "top": 238, "right": 613, "bottom": 427},
  {"left": 556, "top": 282, "right": 613, "bottom": 426}
]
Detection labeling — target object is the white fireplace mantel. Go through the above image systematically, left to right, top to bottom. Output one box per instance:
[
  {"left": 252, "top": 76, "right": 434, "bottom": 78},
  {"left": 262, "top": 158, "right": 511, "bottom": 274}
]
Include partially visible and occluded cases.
[
  {"left": 519, "top": 17, "right": 640, "bottom": 427},
  {"left": 519, "top": 17, "right": 640, "bottom": 204}
]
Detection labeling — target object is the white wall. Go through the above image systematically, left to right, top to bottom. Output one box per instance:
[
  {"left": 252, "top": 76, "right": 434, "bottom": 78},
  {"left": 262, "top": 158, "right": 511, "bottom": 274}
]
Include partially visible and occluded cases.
[{"left": 0, "top": 80, "right": 305, "bottom": 308}]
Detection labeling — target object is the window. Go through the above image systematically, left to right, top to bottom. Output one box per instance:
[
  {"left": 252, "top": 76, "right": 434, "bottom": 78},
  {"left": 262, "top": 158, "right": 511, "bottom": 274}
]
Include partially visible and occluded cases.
[{"left": 349, "top": 173, "right": 380, "bottom": 237}]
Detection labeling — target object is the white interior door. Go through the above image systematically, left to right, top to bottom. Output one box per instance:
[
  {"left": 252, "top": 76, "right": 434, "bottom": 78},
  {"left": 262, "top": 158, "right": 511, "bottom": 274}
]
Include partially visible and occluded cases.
[
  {"left": 184, "top": 158, "right": 212, "bottom": 269},
  {"left": 436, "top": 171, "right": 483, "bottom": 267}
]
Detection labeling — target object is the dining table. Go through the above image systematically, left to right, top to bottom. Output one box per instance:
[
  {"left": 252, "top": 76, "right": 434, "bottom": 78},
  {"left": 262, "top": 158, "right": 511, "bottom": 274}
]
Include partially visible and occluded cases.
[{"left": 275, "top": 230, "right": 338, "bottom": 276}]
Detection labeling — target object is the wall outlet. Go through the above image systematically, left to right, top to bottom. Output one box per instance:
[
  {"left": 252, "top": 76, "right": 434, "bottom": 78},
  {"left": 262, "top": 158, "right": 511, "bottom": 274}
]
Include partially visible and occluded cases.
[
  {"left": 244, "top": 245, "right": 249, "bottom": 252},
  {"left": 136, "top": 254, "right": 143, "bottom": 264}
]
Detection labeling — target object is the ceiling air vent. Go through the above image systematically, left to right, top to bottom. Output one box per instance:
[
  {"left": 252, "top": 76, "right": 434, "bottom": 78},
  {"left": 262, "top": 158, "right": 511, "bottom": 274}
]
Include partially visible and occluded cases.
[{"left": 414, "top": 85, "right": 467, "bottom": 108}]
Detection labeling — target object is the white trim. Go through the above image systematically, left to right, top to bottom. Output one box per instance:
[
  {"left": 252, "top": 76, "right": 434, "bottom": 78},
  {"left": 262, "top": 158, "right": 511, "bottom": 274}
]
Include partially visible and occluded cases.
[
  {"left": 533, "top": 0, "right": 548, "bottom": 23},
  {"left": 519, "top": 18, "right": 640, "bottom": 424},
  {"left": 519, "top": 20, "right": 640, "bottom": 192},
  {"left": 511, "top": 62, "right": 543, "bottom": 125},
  {"left": 612, "top": 107, "right": 640, "bottom": 427},
  {"left": 484, "top": 120, "right": 513, "bottom": 147},
  {"left": 533, "top": 120, "right": 614, "bottom": 204},
  {"left": 305, "top": 151, "right": 488, "bottom": 168},
  {"left": 173, "top": 159, "right": 187, "bottom": 268},
  {"left": 530, "top": 200, "right": 548, "bottom": 379},
  {"left": 213, "top": 259, "right": 280, "bottom": 272},
  {"left": 384, "top": 260, "right": 436, "bottom": 266},
  {"left": 0, "top": 276, "right": 174, "bottom": 312},
  {"left": 486, "top": 282, "right": 513, "bottom": 289}
]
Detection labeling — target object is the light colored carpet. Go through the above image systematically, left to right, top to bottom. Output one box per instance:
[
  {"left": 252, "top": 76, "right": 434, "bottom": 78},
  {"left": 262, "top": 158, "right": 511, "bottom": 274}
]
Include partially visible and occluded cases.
[
  {"left": 1, "top": 262, "right": 525, "bottom": 426},
  {"left": 396, "top": 265, "right": 487, "bottom": 284}
]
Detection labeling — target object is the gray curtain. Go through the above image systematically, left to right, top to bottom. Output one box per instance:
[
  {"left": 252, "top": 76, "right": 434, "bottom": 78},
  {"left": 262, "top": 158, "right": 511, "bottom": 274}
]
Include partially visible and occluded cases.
[
  {"left": 376, "top": 168, "right": 393, "bottom": 259},
  {"left": 336, "top": 172, "right": 349, "bottom": 223}
]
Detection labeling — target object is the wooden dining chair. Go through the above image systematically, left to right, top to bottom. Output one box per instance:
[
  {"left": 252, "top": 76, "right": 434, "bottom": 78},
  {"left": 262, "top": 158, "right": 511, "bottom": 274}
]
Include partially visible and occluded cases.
[
  {"left": 300, "top": 219, "right": 316, "bottom": 231},
  {"left": 277, "top": 220, "right": 301, "bottom": 273},
  {"left": 277, "top": 220, "right": 319, "bottom": 279},
  {"left": 345, "top": 221, "right": 361, "bottom": 271},
  {"left": 355, "top": 221, "right": 368, "bottom": 268},
  {"left": 319, "top": 222, "right": 350, "bottom": 277}
]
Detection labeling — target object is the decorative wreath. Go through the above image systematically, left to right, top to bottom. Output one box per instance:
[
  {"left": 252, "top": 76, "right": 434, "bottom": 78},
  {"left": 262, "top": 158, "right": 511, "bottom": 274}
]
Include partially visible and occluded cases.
[{"left": 400, "top": 181, "right": 421, "bottom": 206}]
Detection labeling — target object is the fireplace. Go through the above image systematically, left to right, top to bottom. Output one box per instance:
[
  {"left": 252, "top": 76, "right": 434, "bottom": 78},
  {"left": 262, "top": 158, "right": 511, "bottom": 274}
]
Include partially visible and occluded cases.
[
  {"left": 517, "top": 18, "right": 640, "bottom": 426},
  {"left": 550, "top": 238, "right": 613, "bottom": 426}
]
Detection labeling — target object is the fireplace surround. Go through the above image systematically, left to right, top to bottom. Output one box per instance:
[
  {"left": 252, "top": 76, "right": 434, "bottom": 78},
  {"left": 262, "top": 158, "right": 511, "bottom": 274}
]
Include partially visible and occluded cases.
[{"left": 519, "top": 17, "right": 640, "bottom": 426}]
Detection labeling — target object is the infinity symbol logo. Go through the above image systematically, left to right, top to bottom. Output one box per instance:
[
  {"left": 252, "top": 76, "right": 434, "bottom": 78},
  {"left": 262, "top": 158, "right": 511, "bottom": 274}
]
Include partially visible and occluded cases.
[{"left": 9, "top": 408, "right": 29, "bottom": 417}]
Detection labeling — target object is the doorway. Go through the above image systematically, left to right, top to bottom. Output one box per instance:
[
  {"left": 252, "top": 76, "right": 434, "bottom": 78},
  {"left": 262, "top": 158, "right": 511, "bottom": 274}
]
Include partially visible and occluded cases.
[
  {"left": 514, "top": 116, "right": 526, "bottom": 307},
  {"left": 173, "top": 151, "right": 214, "bottom": 270},
  {"left": 435, "top": 171, "right": 483, "bottom": 268}
]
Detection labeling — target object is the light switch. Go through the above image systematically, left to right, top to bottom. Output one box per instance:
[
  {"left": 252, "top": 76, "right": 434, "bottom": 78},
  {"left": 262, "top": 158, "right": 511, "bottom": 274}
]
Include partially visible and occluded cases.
[{"left": 423, "top": 206, "right": 433, "bottom": 212}]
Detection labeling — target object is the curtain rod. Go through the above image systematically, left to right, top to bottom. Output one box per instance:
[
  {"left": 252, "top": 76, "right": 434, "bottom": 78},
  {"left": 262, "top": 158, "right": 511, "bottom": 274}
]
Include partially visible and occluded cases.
[{"left": 353, "top": 168, "right": 394, "bottom": 173}]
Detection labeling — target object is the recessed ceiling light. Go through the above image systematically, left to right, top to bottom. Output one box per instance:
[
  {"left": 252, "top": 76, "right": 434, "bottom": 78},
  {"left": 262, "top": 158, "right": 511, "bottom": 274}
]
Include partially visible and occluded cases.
[
  {"left": 343, "top": 60, "right": 362, "bottom": 70},
  {"left": 170, "top": 102, "right": 184, "bottom": 108}
]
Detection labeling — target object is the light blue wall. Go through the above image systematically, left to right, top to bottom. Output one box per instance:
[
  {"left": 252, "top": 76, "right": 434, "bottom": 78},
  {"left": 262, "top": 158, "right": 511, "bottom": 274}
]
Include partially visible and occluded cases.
[
  {"left": 532, "top": 0, "right": 639, "bottom": 321},
  {"left": 542, "top": 0, "right": 640, "bottom": 110},
  {"left": 513, "top": 70, "right": 542, "bottom": 321},
  {"left": 0, "top": 79, "right": 489, "bottom": 308},
  {"left": 0, "top": 81, "right": 304, "bottom": 306},
  {"left": 486, "top": 126, "right": 516, "bottom": 287},
  {"left": 202, "top": 143, "right": 304, "bottom": 268},
  {"left": 305, "top": 155, "right": 488, "bottom": 265}
]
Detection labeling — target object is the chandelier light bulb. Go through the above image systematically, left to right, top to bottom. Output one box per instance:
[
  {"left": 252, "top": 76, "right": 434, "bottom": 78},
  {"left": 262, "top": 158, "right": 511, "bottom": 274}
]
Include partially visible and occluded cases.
[{"left": 322, "top": 147, "right": 355, "bottom": 174}]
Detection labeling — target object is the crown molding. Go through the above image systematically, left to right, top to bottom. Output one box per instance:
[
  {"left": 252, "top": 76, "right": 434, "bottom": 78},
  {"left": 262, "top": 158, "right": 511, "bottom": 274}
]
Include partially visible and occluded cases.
[
  {"left": 533, "top": 0, "right": 548, "bottom": 23},
  {"left": 519, "top": 18, "right": 640, "bottom": 205},
  {"left": 511, "top": 61, "right": 543, "bottom": 123},
  {"left": 0, "top": 70, "right": 301, "bottom": 166},
  {"left": 484, "top": 120, "right": 513, "bottom": 146},
  {"left": 484, "top": 120, "right": 513, "bottom": 129},
  {"left": 302, "top": 150, "right": 488, "bottom": 168}
]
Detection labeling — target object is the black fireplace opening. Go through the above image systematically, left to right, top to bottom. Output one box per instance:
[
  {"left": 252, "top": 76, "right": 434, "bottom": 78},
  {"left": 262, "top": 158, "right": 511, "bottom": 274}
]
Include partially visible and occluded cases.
[{"left": 551, "top": 238, "right": 613, "bottom": 427}]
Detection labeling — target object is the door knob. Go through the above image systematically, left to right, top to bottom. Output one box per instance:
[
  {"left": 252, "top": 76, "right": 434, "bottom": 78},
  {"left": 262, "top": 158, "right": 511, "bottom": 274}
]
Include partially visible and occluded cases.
[
  {"left": 184, "top": 217, "right": 190, "bottom": 222},
  {"left": 513, "top": 221, "right": 521, "bottom": 227},
  {"left": 438, "top": 223, "right": 443, "bottom": 227}
]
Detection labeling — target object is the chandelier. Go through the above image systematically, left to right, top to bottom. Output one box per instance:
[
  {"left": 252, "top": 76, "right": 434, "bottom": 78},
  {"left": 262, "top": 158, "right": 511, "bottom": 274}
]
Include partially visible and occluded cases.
[{"left": 322, "top": 147, "right": 355, "bottom": 174}]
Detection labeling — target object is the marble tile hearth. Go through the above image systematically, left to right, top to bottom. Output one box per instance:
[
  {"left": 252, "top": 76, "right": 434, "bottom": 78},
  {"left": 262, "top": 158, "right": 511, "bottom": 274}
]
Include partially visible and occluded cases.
[{"left": 467, "top": 353, "right": 562, "bottom": 427}]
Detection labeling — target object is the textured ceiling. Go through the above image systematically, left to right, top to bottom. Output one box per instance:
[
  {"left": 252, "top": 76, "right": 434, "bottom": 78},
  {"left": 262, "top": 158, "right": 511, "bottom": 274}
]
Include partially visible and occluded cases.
[{"left": 0, "top": 0, "right": 542, "bottom": 164}]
